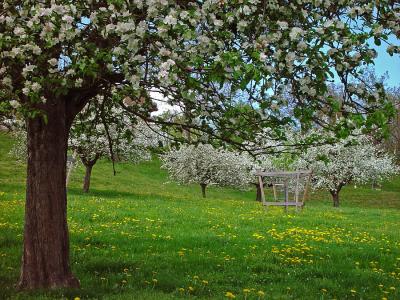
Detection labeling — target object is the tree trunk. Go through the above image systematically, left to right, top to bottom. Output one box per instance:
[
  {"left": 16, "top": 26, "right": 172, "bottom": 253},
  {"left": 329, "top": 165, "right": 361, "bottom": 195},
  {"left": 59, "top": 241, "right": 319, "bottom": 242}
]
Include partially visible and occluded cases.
[
  {"left": 17, "top": 101, "right": 79, "bottom": 290},
  {"left": 83, "top": 164, "right": 93, "bottom": 193},
  {"left": 200, "top": 183, "right": 207, "bottom": 198},
  {"left": 330, "top": 190, "right": 340, "bottom": 207}
]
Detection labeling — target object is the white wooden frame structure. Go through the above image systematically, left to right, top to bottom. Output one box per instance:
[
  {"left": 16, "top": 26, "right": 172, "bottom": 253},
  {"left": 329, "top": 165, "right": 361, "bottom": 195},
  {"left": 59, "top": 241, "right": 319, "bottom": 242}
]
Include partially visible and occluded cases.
[{"left": 255, "top": 170, "right": 312, "bottom": 211}]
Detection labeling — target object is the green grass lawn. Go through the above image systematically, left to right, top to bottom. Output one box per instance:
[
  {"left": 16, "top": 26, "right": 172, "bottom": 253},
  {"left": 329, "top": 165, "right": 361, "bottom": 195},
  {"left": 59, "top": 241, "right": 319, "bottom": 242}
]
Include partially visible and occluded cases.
[{"left": 0, "top": 132, "right": 400, "bottom": 300}]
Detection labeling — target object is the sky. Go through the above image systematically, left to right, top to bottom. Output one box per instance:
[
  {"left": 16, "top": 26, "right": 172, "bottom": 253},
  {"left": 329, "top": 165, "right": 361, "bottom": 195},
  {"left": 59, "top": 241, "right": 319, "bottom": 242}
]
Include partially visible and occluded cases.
[{"left": 373, "top": 35, "right": 399, "bottom": 87}]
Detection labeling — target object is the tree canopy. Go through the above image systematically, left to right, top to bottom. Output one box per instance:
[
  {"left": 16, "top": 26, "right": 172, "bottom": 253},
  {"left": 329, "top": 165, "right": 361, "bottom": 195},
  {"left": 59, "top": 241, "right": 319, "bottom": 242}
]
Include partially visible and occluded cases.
[
  {"left": 1, "top": 1, "right": 399, "bottom": 149},
  {"left": 293, "top": 132, "right": 398, "bottom": 206}
]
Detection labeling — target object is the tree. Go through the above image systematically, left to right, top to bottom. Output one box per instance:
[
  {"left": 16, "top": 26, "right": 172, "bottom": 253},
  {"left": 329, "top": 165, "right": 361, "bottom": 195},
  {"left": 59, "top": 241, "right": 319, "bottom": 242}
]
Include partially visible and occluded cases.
[
  {"left": 0, "top": 0, "right": 399, "bottom": 289},
  {"left": 384, "top": 87, "right": 400, "bottom": 161},
  {"left": 69, "top": 100, "right": 153, "bottom": 193},
  {"left": 8, "top": 130, "right": 27, "bottom": 163},
  {"left": 293, "top": 134, "right": 398, "bottom": 207},
  {"left": 161, "top": 144, "right": 249, "bottom": 198}
]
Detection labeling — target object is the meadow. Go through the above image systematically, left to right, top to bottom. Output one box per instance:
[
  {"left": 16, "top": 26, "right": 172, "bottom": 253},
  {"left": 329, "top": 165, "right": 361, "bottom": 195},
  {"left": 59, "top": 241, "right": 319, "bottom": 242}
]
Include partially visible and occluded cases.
[{"left": 0, "top": 132, "right": 400, "bottom": 299}]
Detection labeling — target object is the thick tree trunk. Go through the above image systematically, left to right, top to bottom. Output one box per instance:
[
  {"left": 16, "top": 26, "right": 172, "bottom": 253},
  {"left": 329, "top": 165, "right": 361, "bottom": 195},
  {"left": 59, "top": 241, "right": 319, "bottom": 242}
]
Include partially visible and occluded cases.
[
  {"left": 17, "top": 101, "right": 79, "bottom": 290},
  {"left": 83, "top": 164, "right": 93, "bottom": 193},
  {"left": 200, "top": 183, "right": 207, "bottom": 198},
  {"left": 330, "top": 190, "right": 340, "bottom": 207}
]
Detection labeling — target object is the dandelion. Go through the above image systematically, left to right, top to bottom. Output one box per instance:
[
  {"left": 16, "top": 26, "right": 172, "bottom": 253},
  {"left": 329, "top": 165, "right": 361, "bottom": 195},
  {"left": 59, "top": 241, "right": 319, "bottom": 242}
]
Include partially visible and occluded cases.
[
  {"left": 202, "top": 280, "right": 208, "bottom": 285},
  {"left": 188, "top": 286, "right": 194, "bottom": 292},
  {"left": 179, "top": 287, "right": 185, "bottom": 294},
  {"left": 389, "top": 287, "right": 395, "bottom": 290},
  {"left": 243, "top": 288, "right": 251, "bottom": 300},
  {"left": 321, "top": 288, "right": 327, "bottom": 293},
  {"left": 350, "top": 289, "right": 357, "bottom": 293},
  {"left": 257, "top": 290, "right": 265, "bottom": 298},
  {"left": 225, "top": 291, "right": 236, "bottom": 298},
  {"left": 74, "top": 297, "right": 80, "bottom": 300}
]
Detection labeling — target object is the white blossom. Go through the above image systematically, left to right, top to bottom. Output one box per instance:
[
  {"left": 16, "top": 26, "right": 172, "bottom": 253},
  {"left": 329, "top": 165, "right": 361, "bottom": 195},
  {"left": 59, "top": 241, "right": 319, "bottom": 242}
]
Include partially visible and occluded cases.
[{"left": 293, "top": 133, "right": 398, "bottom": 205}]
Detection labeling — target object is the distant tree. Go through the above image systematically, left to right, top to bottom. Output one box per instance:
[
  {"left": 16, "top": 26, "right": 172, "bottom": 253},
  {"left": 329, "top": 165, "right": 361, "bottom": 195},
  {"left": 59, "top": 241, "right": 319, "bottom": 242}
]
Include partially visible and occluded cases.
[
  {"left": 385, "top": 87, "right": 400, "bottom": 160},
  {"left": 69, "top": 102, "right": 155, "bottom": 193},
  {"left": 9, "top": 130, "right": 27, "bottom": 163},
  {"left": 293, "top": 134, "right": 398, "bottom": 207},
  {"left": 161, "top": 144, "right": 249, "bottom": 198}
]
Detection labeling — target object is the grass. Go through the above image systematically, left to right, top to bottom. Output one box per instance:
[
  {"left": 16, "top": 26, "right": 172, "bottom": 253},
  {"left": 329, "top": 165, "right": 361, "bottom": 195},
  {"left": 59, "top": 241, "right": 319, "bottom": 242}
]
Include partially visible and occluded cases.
[{"left": 0, "top": 132, "right": 400, "bottom": 299}]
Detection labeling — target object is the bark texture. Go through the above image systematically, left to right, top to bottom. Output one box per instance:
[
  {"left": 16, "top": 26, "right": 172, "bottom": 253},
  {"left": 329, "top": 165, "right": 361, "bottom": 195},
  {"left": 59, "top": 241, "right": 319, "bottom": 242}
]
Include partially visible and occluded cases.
[{"left": 17, "top": 100, "right": 79, "bottom": 290}]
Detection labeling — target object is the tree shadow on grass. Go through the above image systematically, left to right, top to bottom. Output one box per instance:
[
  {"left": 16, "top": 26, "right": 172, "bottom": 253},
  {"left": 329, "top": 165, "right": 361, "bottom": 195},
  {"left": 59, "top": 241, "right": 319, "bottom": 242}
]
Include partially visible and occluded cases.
[
  {"left": 67, "top": 186, "right": 255, "bottom": 203},
  {"left": 67, "top": 187, "right": 188, "bottom": 202}
]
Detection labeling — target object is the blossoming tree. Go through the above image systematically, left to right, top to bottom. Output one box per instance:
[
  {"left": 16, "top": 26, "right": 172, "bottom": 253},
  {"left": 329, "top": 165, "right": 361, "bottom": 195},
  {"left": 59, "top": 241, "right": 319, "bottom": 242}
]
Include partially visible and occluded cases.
[
  {"left": 0, "top": 0, "right": 399, "bottom": 289},
  {"left": 69, "top": 104, "right": 155, "bottom": 192},
  {"left": 293, "top": 135, "right": 398, "bottom": 207},
  {"left": 161, "top": 144, "right": 249, "bottom": 197}
]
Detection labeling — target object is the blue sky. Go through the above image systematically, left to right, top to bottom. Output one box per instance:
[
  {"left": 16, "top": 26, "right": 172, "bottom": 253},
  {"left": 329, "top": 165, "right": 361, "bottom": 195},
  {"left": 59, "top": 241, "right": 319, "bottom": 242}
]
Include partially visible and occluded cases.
[{"left": 374, "top": 35, "right": 399, "bottom": 87}]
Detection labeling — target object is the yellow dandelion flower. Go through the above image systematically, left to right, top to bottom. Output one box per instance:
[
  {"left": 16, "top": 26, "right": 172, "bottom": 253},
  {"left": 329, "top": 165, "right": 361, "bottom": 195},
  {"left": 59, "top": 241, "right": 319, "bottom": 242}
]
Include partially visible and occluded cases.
[
  {"left": 193, "top": 275, "right": 199, "bottom": 279},
  {"left": 152, "top": 279, "right": 158, "bottom": 283},
  {"left": 202, "top": 280, "right": 208, "bottom": 285},
  {"left": 188, "top": 286, "right": 194, "bottom": 292},
  {"left": 178, "top": 287, "right": 185, "bottom": 293},
  {"left": 389, "top": 287, "right": 395, "bottom": 290},
  {"left": 243, "top": 288, "right": 250, "bottom": 293},
  {"left": 321, "top": 288, "right": 327, "bottom": 293},
  {"left": 350, "top": 289, "right": 356, "bottom": 293},
  {"left": 257, "top": 290, "right": 265, "bottom": 297},
  {"left": 225, "top": 291, "right": 236, "bottom": 298},
  {"left": 74, "top": 297, "right": 80, "bottom": 300}
]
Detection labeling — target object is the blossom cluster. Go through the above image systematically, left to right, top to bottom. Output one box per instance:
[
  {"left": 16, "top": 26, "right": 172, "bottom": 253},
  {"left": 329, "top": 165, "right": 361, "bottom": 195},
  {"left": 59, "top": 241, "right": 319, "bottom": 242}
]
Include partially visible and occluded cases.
[
  {"left": 293, "top": 133, "right": 399, "bottom": 194},
  {"left": 160, "top": 144, "right": 251, "bottom": 190}
]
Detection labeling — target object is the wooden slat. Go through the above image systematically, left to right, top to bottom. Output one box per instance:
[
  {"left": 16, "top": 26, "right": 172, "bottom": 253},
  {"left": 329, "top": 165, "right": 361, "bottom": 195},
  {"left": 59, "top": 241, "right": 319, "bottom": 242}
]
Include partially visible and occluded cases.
[
  {"left": 254, "top": 170, "right": 312, "bottom": 177},
  {"left": 258, "top": 175, "right": 266, "bottom": 205},
  {"left": 262, "top": 202, "right": 305, "bottom": 207}
]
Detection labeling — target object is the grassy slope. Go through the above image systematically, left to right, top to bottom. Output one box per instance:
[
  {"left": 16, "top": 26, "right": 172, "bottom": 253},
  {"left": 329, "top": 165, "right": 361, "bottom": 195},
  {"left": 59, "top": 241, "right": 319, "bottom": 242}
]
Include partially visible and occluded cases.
[{"left": 0, "top": 132, "right": 399, "bottom": 300}]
